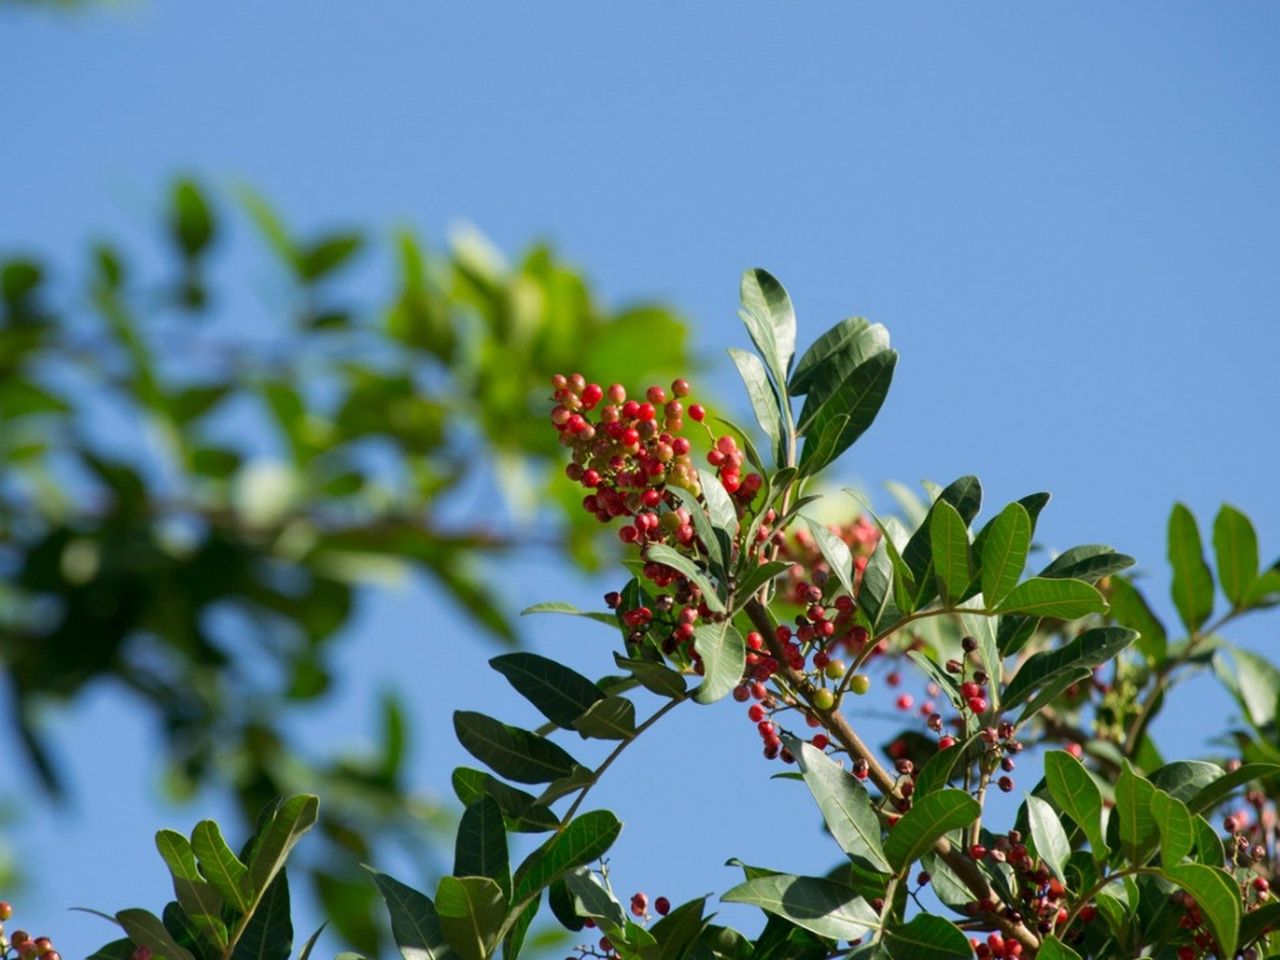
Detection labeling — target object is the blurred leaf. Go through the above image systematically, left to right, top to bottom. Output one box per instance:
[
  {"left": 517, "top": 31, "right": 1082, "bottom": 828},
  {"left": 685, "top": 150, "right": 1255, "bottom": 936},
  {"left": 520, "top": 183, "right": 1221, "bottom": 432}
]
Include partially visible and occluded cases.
[
  {"left": 169, "top": 180, "right": 215, "bottom": 259},
  {"left": 300, "top": 233, "right": 364, "bottom": 282},
  {"left": 1107, "top": 576, "right": 1168, "bottom": 664}
]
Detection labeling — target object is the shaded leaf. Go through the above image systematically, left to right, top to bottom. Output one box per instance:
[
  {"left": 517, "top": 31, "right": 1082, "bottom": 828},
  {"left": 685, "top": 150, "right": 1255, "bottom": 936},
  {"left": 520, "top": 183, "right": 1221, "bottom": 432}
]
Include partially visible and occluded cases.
[
  {"left": 1168, "top": 503, "right": 1214, "bottom": 633},
  {"left": 1213, "top": 504, "right": 1259, "bottom": 607},
  {"left": 1001, "top": 628, "right": 1137, "bottom": 709},
  {"left": 490, "top": 653, "right": 604, "bottom": 729},
  {"left": 453, "top": 712, "right": 578, "bottom": 784},
  {"left": 786, "top": 738, "right": 890, "bottom": 873},
  {"left": 1044, "top": 751, "right": 1106, "bottom": 859},
  {"left": 883, "top": 789, "right": 980, "bottom": 873},
  {"left": 511, "top": 810, "right": 623, "bottom": 904},
  {"left": 1160, "top": 864, "right": 1239, "bottom": 959},
  {"left": 369, "top": 869, "right": 458, "bottom": 960},
  {"left": 434, "top": 876, "right": 506, "bottom": 960},
  {"left": 881, "top": 915, "right": 971, "bottom": 960}
]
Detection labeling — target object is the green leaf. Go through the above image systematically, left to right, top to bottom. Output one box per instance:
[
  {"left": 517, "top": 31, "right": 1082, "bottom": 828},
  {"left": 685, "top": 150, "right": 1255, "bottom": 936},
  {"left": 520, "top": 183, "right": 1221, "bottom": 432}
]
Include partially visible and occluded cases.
[
  {"left": 169, "top": 179, "right": 215, "bottom": 259},
  {"left": 300, "top": 232, "right": 364, "bottom": 281},
  {"left": 738, "top": 268, "right": 796, "bottom": 393},
  {"left": 790, "top": 317, "right": 889, "bottom": 395},
  {"left": 728, "top": 348, "right": 782, "bottom": 456},
  {"left": 796, "top": 350, "right": 897, "bottom": 474},
  {"left": 696, "top": 466, "right": 739, "bottom": 547},
  {"left": 902, "top": 476, "right": 983, "bottom": 580},
  {"left": 667, "top": 486, "right": 726, "bottom": 577},
  {"left": 929, "top": 501, "right": 973, "bottom": 602},
  {"left": 979, "top": 503, "right": 1032, "bottom": 607},
  {"left": 1168, "top": 503, "right": 1215, "bottom": 632},
  {"left": 1214, "top": 504, "right": 1259, "bottom": 607},
  {"left": 802, "top": 518, "right": 856, "bottom": 599},
  {"left": 858, "top": 538, "right": 896, "bottom": 629},
  {"left": 644, "top": 544, "right": 726, "bottom": 613},
  {"left": 1039, "top": 545, "right": 1135, "bottom": 583},
  {"left": 733, "top": 560, "right": 792, "bottom": 606},
  {"left": 1243, "top": 564, "right": 1280, "bottom": 608},
  {"left": 992, "top": 577, "right": 1107, "bottom": 620},
  {"left": 1107, "top": 577, "right": 1168, "bottom": 664},
  {"left": 518, "top": 602, "right": 617, "bottom": 626},
  {"left": 692, "top": 621, "right": 745, "bottom": 705},
  {"left": 1001, "top": 627, "right": 1137, "bottom": 709},
  {"left": 1215, "top": 645, "right": 1280, "bottom": 729},
  {"left": 490, "top": 653, "right": 605, "bottom": 729},
  {"left": 613, "top": 654, "right": 687, "bottom": 698},
  {"left": 1015, "top": 668, "right": 1090, "bottom": 725},
  {"left": 571, "top": 696, "right": 637, "bottom": 740},
  {"left": 453, "top": 712, "right": 579, "bottom": 784},
  {"left": 912, "top": 737, "right": 969, "bottom": 797},
  {"left": 786, "top": 738, "right": 890, "bottom": 873},
  {"left": 1044, "top": 751, "right": 1106, "bottom": 859},
  {"left": 1146, "top": 760, "right": 1224, "bottom": 803},
  {"left": 1114, "top": 761, "right": 1157, "bottom": 863},
  {"left": 1186, "top": 762, "right": 1280, "bottom": 815},
  {"left": 883, "top": 789, "right": 980, "bottom": 873},
  {"left": 1150, "top": 789, "right": 1194, "bottom": 865},
  {"left": 246, "top": 794, "right": 319, "bottom": 904},
  {"left": 1025, "top": 795, "right": 1070, "bottom": 882},
  {"left": 455, "top": 798, "right": 510, "bottom": 898},
  {"left": 511, "top": 810, "right": 622, "bottom": 904},
  {"left": 1192, "top": 814, "right": 1224, "bottom": 866},
  {"left": 190, "top": 820, "right": 252, "bottom": 913},
  {"left": 155, "top": 830, "right": 227, "bottom": 945},
  {"left": 1160, "top": 864, "right": 1239, "bottom": 958},
  {"left": 564, "top": 867, "right": 626, "bottom": 930},
  {"left": 369, "top": 869, "right": 458, "bottom": 960},
  {"left": 231, "top": 871, "right": 292, "bottom": 960},
  {"left": 721, "top": 874, "right": 879, "bottom": 942},
  {"left": 434, "top": 876, "right": 506, "bottom": 960},
  {"left": 501, "top": 892, "right": 539, "bottom": 960},
  {"left": 648, "top": 897, "right": 710, "bottom": 960},
  {"left": 1238, "top": 900, "right": 1280, "bottom": 946},
  {"left": 116, "top": 909, "right": 197, "bottom": 960},
  {"left": 881, "top": 915, "right": 971, "bottom": 960},
  {"left": 297, "top": 924, "right": 326, "bottom": 960},
  {"left": 1035, "top": 937, "right": 1083, "bottom": 960},
  {"left": 87, "top": 940, "right": 136, "bottom": 960}
]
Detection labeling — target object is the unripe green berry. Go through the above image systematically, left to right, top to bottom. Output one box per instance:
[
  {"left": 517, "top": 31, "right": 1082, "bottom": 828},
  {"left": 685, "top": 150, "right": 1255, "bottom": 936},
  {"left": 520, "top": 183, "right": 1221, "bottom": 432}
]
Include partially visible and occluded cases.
[
  {"left": 823, "top": 659, "right": 847, "bottom": 680},
  {"left": 849, "top": 674, "right": 871, "bottom": 695},
  {"left": 813, "top": 688, "right": 836, "bottom": 710}
]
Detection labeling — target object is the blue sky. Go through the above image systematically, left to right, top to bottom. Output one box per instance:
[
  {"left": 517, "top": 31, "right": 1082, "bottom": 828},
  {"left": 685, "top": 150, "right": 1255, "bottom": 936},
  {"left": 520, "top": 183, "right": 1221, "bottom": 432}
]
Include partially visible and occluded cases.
[{"left": 2, "top": 3, "right": 1279, "bottom": 956}]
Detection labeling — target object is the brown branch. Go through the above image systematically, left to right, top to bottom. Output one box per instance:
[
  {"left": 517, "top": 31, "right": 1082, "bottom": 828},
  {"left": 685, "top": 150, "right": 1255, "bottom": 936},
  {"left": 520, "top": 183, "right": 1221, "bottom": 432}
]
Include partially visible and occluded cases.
[{"left": 744, "top": 598, "right": 1042, "bottom": 956}]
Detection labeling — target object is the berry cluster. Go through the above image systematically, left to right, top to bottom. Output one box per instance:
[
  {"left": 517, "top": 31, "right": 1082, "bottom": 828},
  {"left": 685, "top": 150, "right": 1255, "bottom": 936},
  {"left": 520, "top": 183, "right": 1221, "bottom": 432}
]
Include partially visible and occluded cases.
[
  {"left": 778, "top": 517, "right": 880, "bottom": 603},
  {"left": 965, "top": 831, "right": 1072, "bottom": 947},
  {"left": 564, "top": 889, "right": 671, "bottom": 960},
  {"left": 0, "top": 903, "right": 62, "bottom": 960}
]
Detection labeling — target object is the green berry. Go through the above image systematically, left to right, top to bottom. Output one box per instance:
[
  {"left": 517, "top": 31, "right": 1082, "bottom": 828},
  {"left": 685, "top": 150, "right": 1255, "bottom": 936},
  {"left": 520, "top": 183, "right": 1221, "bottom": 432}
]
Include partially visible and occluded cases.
[
  {"left": 824, "top": 659, "right": 847, "bottom": 680},
  {"left": 849, "top": 674, "right": 871, "bottom": 695},
  {"left": 813, "top": 688, "right": 836, "bottom": 710}
]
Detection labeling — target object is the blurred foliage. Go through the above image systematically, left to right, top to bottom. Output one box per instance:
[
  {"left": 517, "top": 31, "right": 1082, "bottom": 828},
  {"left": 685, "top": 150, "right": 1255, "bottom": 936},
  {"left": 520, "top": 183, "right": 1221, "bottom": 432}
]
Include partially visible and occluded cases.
[{"left": 0, "top": 179, "right": 691, "bottom": 949}]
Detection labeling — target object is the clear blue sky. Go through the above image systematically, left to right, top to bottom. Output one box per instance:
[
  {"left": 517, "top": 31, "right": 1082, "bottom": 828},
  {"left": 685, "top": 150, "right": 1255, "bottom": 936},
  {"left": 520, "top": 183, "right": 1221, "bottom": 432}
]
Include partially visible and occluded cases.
[{"left": 2, "top": 3, "right": 1279, "bottom": 957}]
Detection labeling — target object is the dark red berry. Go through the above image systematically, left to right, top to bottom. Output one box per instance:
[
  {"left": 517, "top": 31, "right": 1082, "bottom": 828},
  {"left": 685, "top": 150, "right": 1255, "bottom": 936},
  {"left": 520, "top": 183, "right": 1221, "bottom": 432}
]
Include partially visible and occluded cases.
[{"left": 654, "top": 895, "right": 671, "bottom": 915}]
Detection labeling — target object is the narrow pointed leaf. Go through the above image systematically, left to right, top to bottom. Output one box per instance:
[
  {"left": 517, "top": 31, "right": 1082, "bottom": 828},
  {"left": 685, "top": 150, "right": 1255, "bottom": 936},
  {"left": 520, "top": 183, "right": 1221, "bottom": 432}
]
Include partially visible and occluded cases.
[
  {"left": 738, "top": 268, "right": 796, "bottom": 389},
  {"left": 728, "top": 347, "right": 782, "bottom": 453},
  {"left": 796, "top": 350, "right": 897, "bottom": 473},
  {"left": 930, "top": 500, "right": 973, "bottom": 601},
  {"left": 979, "top": 503, "right": 1031, "bottom": 607},
  {"left": 1168, "top": 503, "right": 1214, "bottom": 632},
  {"left": 1213, "top": 504, "right": 1259, "bottom": 607},
  {"left": 802, "top": 518, "right": 856, "bottom": 599},
  {"left": 644, "top": 544, "right": 725, "bottom": 613},
  {"left": 1039, "top": 545, "right": 1135, "bottom": 583},
  {"left": 992, "top": 577, "right": 1106, "bottom": 620},
  {"left": 518, "top": 602, "right": 617, "bottom": 626},
  {"left": 692, "top": 621, "right": 745, "bottom": 705},
  {"left": 1001, "top": 628, "right": 1137, "bottom": 709},
  {"left": 490, "top": 653, "right": 604, "bottom": 729},
  {"left": 613, "top": 654, "right": 687, "bottom": 698},
  {"left": 571, "top": 696, "right": 636, "bottom": 740},
  {"left": 453, "top": 712, "right": 578, "bottom": 784},
  {"left": 786, "top": 738, "right": 890, "bottom": 872},
  {"left": 1044, "top": 751, "right": 1106, "bottom": 859},
  {"left": 1186, "top": 762, "right": 1280, "bottom": 815},
  {"left": 883, "top": 789, "right": 980, "bottom": 873},
  {"left": 246, "top": 794, "right": 319, "bottom": 902},
  {"left": 455, "top": 797, "right": 510, "bottom": 897},
  {"left": 511, "top": 810, "right": 622, "bottom": 904},
  {"left": 190, "top": 820, "right": 251, "bottom": 912},
  {"left": 155, "top": 830, "right": 227, "bottom": 945},
  {"left": 1160, "top": 864, "right": 1239, "bottom": 959},
  {"left": 368, "top": 869, "right": 458, "bottom": 960},
  {"left": 230, "top": 871, "right": 292, "bottom": 960},
  {"left": 721, "top": 874, "right": 879, "bottom": 941},
  {"left": 434, "top": 876, "right": 506, "bottom": 960},
  {"left": 116, "top": 909, "right": 197, "bottom": 960}
]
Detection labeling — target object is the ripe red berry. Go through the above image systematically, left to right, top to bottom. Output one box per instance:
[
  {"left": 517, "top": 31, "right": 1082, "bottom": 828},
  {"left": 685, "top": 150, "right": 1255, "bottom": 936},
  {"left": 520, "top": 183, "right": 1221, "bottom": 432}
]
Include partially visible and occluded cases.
[
  {"left": 688, "top": 403, "right": 705, "bottom": 422},
  {"left": 886, "top": 671, "right": 901, "bottom": 687},
  {"left": 732, "top": 685, "right": 750, "bottom": 702},
  {"left": 896, "top": 694, "right": 914, "bottom": 710},
  {"left": 747, "top": 704, "right": 766, "bottom": 722},
  {"left": 812, "top": 733, "right": 829, "bottom": 750},
  {"left": 938, "top": 735, "right": 956, "bottom": 750},
  {"left": 998, "top": 775, "right": 1014, "bottom": 792},
  {"left": 969, "top": 844, "right": 987, "bottom": 860},
  {"left": 630, "top": 892, "right": 648, "bottom": 916},
  {"left": 655, "top": 895, "right": 671, "bottom": 915},
  {"left": 0, "top": 901, "right": 12, "bottom": 921}
]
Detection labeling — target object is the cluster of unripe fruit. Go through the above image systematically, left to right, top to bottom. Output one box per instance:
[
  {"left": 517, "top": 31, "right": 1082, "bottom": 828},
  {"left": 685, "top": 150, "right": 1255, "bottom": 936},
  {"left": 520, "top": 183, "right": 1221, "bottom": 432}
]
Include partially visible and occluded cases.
[
  {"left": 778, "top": 517, "right": 880, "bottom": 604},
  {"left": 0, "top": 903, "right": 61, "bottom": 960}
]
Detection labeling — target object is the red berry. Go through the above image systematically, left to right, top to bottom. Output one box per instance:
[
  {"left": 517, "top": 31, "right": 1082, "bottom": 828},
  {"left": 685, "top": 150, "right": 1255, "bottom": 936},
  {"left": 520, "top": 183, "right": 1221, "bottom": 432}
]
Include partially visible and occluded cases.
[
  {"left": 581, "top": 383, "right": 603, "bottom": 406},
  {"left": 688, "top": 404, "right": 705, "bottom": 422},
  {"left": 887, "top": 671, "right": 902, "bottom": 687},
  {"left": 732, "top": 684, "right": 750, "bottom": 702},
  {"left": 896, "top": 694, "right": 914, "bottom": 711},
  {"left": 967, "top": 696, "right": 988, "bottom": 713},
  {"left": 747, "top": 704, "right": 765, "bottom": 723},
  {"left": 812, "top": 734, "right": 829, "bottom": 750},
  {"left": 938, "top": 735, "right": 956, "bottom": 750},
  {"left": 998, "top": 775, "right": 1014, "bottom": 792},
  {"left": 969, "top": 844, "right": 987, "bottom": 860},
  {"left": 630, "top": 892, "right": 648, "bottom": 916},
  {"left": 654, "top": 895, "right": 671, "bottom": 915},
  {"left": 0, "top": 901, "right": 11, "bottom": 921}
]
